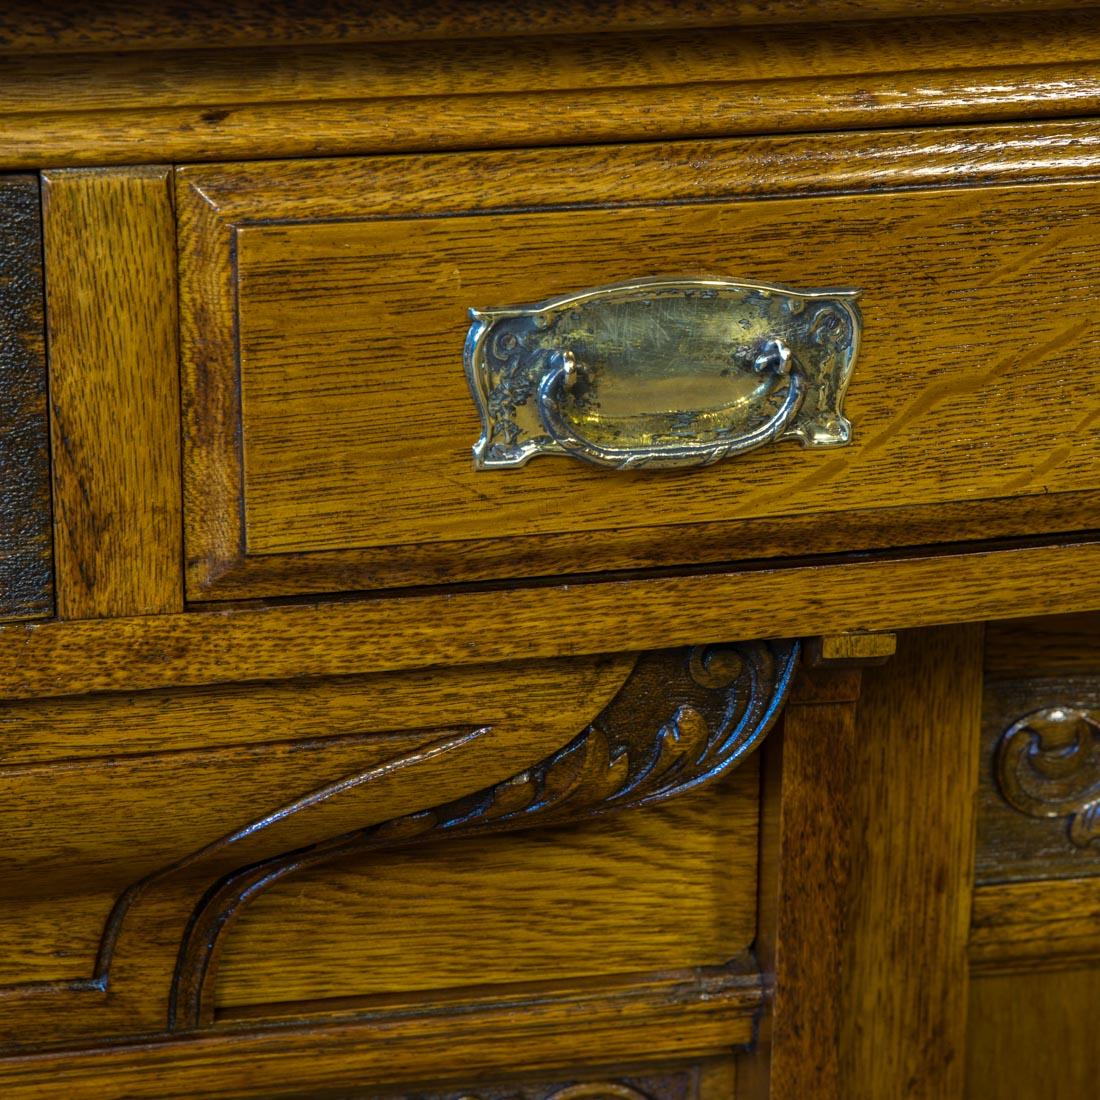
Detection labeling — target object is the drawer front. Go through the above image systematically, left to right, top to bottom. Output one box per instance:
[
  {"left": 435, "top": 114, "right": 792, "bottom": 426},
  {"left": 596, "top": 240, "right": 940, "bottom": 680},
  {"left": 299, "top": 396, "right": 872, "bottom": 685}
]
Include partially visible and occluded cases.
[
  {"left": 178, "top": 132, "right": 1100, "bottom": 600},
  {"left": 0, "top": 174, "right": 51, "bottom": 620}
]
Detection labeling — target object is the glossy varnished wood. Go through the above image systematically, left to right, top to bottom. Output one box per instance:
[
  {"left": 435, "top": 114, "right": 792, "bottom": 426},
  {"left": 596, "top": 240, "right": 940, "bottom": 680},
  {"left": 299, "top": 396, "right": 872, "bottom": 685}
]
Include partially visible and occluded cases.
[
  {"left": 2, "top": 12, "right": 1100, "bottom": 168},
  {"left": 180, "top": 127, "right": 1100, "bottom": 598},
  {"left": 42, "top": 167, "right": 182, "bottom": 618},
  {"left": 0, "top": 175, "right": 50, "bottom": 621},
  {"left": 1, "top": 538, "right": 1099, "bottom": 703},
  {"left": 841, "top": 626, "right": 983, "bottom": 1099},
  {"left": 0, "top": 654, "right": 631, "bottom": 1025},
  {"left": 742, "top": 689, "right": 860, "bottom": 1100},
  {"left": 214, "top": 772, "right": 758, "bottom": 1009},
  {"left": 970, "top": 877, "right": 1100, "bottom": 975},
  {"left": 0, "top": 973, "right": 758, "bottom": 1100}
]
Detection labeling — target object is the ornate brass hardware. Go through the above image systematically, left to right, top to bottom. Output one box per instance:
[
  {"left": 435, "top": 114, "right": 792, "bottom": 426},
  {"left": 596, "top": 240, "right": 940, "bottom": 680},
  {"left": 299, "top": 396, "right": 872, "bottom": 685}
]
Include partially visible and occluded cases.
[{"left": 465, "top": 277, "right": 861, "bottom": 470}]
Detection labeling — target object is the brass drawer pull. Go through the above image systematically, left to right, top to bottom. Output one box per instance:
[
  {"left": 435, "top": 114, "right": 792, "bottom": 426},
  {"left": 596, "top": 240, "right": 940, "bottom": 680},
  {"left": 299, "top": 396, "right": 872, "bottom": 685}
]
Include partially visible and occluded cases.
[{"left": 466, "top": 277, "right": 861, "bottom": 471}]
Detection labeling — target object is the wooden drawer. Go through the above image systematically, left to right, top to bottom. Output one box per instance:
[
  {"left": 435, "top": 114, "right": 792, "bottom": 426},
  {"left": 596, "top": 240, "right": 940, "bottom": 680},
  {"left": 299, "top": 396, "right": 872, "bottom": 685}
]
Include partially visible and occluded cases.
[{"left": 178, "top": 127, "right": 1100, "bottom": 601}]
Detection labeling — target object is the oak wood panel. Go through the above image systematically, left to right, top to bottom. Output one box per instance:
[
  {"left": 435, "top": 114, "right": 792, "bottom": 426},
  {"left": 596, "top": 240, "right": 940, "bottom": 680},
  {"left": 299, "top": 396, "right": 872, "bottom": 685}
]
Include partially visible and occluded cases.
[
  {"left": 0, "top": 0, "right": 1090, "bottom": 54},
  {"left": 5, "top": 13, "right": 1100, "bottom": 168},
  {"left": 12, "top": 15, "right": 1100, "bottom": 117},
  {"left": 180, "top": 132, "right": 1100, "bottom": 599},
  {"left": 42, "top": 167, "right": 182, "bottom": 619},
  {"left": 0, "top": 175, "right": 51, "bottom": 621},
  {"left": 237, "top": 192, "right": 1099, "bottom": 552},
  {"left": 2, "top": 538, "right": 1100, "bottom": 703},
  {"left": 985, "top": 611, "right": 1100, "bottom": 678},
  {"left": 841, "top": 625, "right": 983, "bottom": 1099},
  {"left": 0, "top": 654, "right": 631, "bottom": 766},
  {"left": 0, "top": 655, "right": 627, "bottom": 994},
  {"left": 742, "top": 699, "right": 858, "bottom": 1100},
  {"left": 215, "top": 773, "right": 757, "bottom": 1008},
  {"left": 970, "top": 878, "right": 1100, "bottom": 975},
  {"left": 0, "top": 891, "right": 115, "bottom": 988},
  {"left": 965, "top": 967, "right": 1100, "bottom": 1099},
  {"left": 0, "top": 972, "right": 759, "bottom": 1100}
]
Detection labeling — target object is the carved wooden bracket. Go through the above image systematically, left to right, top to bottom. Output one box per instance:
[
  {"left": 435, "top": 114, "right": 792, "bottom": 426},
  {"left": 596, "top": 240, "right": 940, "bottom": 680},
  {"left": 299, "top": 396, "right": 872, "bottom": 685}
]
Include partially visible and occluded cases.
[
  {"left": 168, "top": 640, "right": 800, "bottom": 1028},
  {"left": 996, "top": 706, "right": 1100, "bottom": 848}
]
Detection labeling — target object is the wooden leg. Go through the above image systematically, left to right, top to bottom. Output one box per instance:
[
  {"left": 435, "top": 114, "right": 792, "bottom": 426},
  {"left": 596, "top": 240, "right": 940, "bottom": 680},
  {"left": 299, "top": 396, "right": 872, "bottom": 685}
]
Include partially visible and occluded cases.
[{"left": 743, "top": 625, "right": 983, "bottom": 1099}]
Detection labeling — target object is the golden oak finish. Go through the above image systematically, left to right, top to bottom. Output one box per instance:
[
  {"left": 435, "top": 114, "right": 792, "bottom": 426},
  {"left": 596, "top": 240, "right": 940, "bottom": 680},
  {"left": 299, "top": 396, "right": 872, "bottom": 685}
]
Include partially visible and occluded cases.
[
  {"left": 4, "top": 2, "right": 1100, "bottom": 1095},
  {"left": 3, "top": 12, "right": 1100, "bottom": 169},
  {"left": 180, "top": 130, "right": 1100, "bottom": 597},
  {"left": 42, "top": 167, "right": 182, "bottom": 618},
  {"left": 3, "top": 538, "right": 1100, "bottom": 703},
  {"left": 842, "top": 626, "right": 984, "bottom": 1100},
  {"left": 0, "top": 654, "right": 632, "bottom": 1037},
  {"left": 744, "top": 694, "right": 860, "bottom": 1100},
  {"left": 215, "top": 774, "right": 758, "bottom": 1008},
  {"left": 970, "top": 878, "right": 1100, "bottom": 975},
  {"left": 0, "top": 978, "right": 758, "bottom": 1100}
]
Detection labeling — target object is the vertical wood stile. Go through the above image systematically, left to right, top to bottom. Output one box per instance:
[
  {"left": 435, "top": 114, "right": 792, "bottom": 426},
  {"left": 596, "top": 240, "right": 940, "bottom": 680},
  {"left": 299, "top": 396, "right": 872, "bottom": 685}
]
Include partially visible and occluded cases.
[{"left": 42, "top": 167, "right": 182, "bottom": 619}]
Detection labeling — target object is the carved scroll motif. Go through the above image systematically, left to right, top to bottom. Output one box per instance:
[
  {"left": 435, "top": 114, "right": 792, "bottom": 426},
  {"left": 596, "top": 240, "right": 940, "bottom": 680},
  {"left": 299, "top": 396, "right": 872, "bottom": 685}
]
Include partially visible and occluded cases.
[
  {"left": 169, "top": 640, "right": 800, "bottom": 1028},
  {"left": 995, "top": 706, "right": 1100, "bottom": 848}
]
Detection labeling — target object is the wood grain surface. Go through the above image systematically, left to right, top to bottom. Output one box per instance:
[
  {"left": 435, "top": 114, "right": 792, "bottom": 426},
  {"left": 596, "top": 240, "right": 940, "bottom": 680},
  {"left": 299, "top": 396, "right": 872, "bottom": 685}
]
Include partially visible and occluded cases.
[
  {"left": 1, "top": 0, "right": 1091, "bottom": 54},
  {"left": 3, "top": 10, "right": 1100, "bottom": 168},
  {"left": 180, "top": 129, "right": 1100, "bottom": 599},
  {"left": 42, "top": 167, "right": 182, "bottom": 619},
  {"left": 0, "top": 175, "right": 51, "bottom": 621},
  {"left": 2, "top": 538, "right": 1100, "bottom": 703},
  {"left": 986, "top": 612, "right": 1100, "bottom": 678},
  {"left": 841, "top": 625, "right": 984, "bottom": 1099},
  {"left": 0, "top": 654, "right": 628, "bottom": 992},
  {"left": 741, "top": 697, "right": 859, "bottom": 1100},
  {"left": 214, "top": 772, "right": 758, "bottom": 1009},
  {"left": 970, "top": 877, "right": 1100, "bottom": 975},
  {"left": 966, "top": 966, "right": 1100, "bottom": 1099},
  {"left": 0, "top": 971, "right": 759, "bottom": 1100}
]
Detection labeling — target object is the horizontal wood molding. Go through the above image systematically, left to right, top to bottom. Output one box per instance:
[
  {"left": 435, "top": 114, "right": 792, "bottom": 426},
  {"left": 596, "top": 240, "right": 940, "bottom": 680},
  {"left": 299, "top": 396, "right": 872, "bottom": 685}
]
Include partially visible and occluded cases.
[
  {"left": 1, "top": 1, "right": 1092, "bottom": 53},
  {"left": 2, "top": 12, "right": 1100, "bottom": 168},
  {"left": 0, "top": 537, "right": 1099, "bottom": 701},
  {"left": 970, "top": 877, "right": 1100, "bottom": 975},
  {"left": 0, "top": 969, "right": 759, "bottom": 1100}
]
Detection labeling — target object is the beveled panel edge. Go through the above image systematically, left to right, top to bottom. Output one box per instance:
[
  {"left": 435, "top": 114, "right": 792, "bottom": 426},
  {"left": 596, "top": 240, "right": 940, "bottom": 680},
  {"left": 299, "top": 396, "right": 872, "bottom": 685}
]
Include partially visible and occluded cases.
[
  {"left": 6, "top": 11, "right": 1100, "bottom": 168},
  {"left": 178, "top": 122, "right": 1100, "bottom": 603},
  {"left": 2, "top": 536, "right": 1100, "bottom": 703}
]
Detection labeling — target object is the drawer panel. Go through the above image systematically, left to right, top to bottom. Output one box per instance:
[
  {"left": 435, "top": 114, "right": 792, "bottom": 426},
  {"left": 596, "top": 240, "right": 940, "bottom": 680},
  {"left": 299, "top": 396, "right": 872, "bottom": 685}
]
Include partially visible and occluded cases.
[
  {"left": 178, "top": 135, "right": 1100, "bottom": 599},
  {"left": 0, "top": 174, "right": 51, "bottom": 620},
  {"left": 214, "top": 770, "right": 758, "bottom": 1011}
]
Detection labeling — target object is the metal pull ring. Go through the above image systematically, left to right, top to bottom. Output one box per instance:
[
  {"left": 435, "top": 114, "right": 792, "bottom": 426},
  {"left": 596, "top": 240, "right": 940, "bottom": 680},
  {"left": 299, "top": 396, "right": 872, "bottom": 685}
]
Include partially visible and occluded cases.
[
  {"left": 465, "top": 277, "right": 861, "bottom": 471},
  {"left": 535, "top": 339, "right": 806, "bottom": 470}
]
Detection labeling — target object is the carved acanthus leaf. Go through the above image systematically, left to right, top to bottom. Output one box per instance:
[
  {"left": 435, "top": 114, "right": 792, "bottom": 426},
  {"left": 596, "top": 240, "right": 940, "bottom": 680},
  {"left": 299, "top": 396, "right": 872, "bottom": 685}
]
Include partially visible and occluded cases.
[{"left": 169, "top": 640, "right": 800, "bottom": 1028}]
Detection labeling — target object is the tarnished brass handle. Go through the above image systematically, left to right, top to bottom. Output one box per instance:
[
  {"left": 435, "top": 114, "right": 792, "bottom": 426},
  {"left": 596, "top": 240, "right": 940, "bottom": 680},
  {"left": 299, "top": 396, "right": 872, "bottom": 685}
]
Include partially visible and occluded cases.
[
  {"left": 465, "top": 276, "right": 862, "bottom": 472},
  {"left": 536, "top": 340, "right": 807, "bottom": 470}
]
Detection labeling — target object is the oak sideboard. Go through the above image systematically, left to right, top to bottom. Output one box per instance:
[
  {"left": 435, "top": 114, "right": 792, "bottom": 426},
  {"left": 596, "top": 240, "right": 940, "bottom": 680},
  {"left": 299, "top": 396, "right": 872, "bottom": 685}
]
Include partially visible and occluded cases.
[{"left": 1, "top": 3, "right": 1099, "bottom": 1098}]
